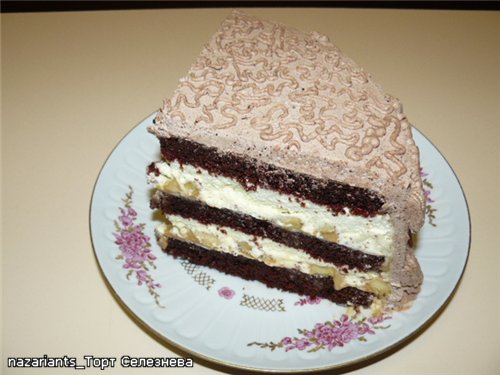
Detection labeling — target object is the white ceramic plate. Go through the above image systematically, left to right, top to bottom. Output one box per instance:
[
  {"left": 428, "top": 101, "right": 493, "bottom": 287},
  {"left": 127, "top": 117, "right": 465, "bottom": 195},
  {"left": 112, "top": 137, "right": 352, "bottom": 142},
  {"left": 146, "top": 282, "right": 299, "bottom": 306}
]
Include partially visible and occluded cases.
[{"left": 90, "top": 113, "right": 470, "bottom": 372}]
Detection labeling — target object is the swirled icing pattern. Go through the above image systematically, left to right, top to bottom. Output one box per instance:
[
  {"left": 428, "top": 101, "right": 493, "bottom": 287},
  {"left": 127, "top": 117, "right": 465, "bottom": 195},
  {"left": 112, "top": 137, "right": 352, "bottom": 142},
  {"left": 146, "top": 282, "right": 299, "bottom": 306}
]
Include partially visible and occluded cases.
[{"left": 153, "top": 11, "right": 425, "bottom": 230}]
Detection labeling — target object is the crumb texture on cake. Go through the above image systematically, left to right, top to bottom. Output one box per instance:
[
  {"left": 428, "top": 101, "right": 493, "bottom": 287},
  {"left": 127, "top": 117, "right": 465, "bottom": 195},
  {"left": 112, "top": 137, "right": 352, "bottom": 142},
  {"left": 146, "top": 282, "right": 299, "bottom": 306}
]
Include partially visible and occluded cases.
[
  {"left": 149, "top": 161, "right": 395, "bottom": 257},
  {"left": 151, "top": 191, "right": 387, "bottom": 271},
  {"left": 155, "top": 214, "right": 391, "bottom": 296},
  {"left": 163, "top": 237, "right": 375, "bottom": 307}
]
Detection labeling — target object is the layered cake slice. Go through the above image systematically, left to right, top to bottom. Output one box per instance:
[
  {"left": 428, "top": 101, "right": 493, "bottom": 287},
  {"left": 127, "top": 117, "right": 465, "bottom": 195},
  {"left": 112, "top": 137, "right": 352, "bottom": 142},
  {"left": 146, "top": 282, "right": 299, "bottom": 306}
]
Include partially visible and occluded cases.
[{"left": 148, "top": 11, "right": 425, "bottom": 309}]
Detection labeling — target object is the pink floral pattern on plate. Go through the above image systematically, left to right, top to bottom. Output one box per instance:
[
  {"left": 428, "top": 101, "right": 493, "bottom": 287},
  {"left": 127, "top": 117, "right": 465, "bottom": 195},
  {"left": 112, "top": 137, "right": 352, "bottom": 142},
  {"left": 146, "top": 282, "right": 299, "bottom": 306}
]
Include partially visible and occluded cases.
[
  {"left": 246, "top": 171, "right": 434, "bottom": 352},
  {"left": 114, "top": 186, "right": 163, "bottom": 307},
  {"left": 218, "top": 287, "right": 236, "bottom": 300},
  {"left": 248, "top": 314, "right": 391, "bottom": 352}
]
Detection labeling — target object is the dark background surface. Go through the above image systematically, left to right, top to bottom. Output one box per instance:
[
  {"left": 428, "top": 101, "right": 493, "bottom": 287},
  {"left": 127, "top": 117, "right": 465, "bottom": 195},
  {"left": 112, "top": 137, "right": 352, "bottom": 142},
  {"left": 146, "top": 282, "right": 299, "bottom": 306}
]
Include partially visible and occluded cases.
[{"left": 2, "top": 1, "right": 499, "bottom": 13}]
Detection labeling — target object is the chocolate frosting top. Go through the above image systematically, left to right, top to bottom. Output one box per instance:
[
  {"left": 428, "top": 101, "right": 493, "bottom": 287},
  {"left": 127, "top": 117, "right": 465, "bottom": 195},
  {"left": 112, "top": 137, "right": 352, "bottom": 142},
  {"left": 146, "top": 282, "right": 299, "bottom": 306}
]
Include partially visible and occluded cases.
[{"left": 151, "top": 11, "right": 425, "bottom": 230}]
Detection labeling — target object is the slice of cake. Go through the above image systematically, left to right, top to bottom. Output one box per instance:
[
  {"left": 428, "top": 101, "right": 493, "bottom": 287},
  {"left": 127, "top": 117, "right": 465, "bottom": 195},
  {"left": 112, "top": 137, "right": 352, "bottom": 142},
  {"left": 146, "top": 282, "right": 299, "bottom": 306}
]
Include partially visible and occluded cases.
[{"left": 148, "top": 11, "right": 425, "bottom": 309}]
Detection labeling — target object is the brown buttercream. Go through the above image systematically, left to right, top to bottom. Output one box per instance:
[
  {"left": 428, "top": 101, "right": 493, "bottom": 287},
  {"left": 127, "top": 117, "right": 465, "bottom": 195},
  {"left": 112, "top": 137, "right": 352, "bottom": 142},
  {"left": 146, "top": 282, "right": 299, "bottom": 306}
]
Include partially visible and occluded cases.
[{"left": 150, "top": 11, "right": 425, "bottom": 305}]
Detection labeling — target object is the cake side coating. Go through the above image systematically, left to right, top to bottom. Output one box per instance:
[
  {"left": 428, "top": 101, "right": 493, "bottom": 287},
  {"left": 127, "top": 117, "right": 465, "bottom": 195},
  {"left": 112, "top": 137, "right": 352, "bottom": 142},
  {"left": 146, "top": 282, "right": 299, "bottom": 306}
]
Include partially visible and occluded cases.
[{"left": 150, "top": 10, "right": 425, "bottom": 233}]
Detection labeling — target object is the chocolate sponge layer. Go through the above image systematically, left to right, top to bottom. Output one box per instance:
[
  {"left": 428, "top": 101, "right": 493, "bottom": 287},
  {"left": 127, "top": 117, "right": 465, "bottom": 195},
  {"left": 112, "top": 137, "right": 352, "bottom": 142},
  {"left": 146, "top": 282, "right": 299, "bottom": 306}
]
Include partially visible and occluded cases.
[
  {"left": 157, "top": 136, "right": 384, "bottom": 216},
  {"left": 151, "top": 191, "right": 385, "bottom": 272},
  {"left": 163, "top": 237, "right": 374, "bottom": 307}
]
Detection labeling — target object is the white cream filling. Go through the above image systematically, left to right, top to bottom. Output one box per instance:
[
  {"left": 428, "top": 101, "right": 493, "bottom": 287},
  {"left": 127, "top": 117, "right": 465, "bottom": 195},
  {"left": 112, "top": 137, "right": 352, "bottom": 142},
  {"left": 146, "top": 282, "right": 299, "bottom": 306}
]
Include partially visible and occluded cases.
[
  {"left": 149, "top": 160, "right": 394, "bottom": 256},
  {"left": 158, "top": 214, "right": 391, "bottom": 294}
]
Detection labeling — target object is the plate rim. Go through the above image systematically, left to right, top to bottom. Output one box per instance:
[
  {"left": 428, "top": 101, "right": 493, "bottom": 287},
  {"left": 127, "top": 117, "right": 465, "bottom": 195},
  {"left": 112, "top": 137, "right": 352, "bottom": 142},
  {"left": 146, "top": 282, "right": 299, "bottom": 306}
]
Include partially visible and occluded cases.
[{"left": 89, "top": 112, "right": 471, "bottom": 373}]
